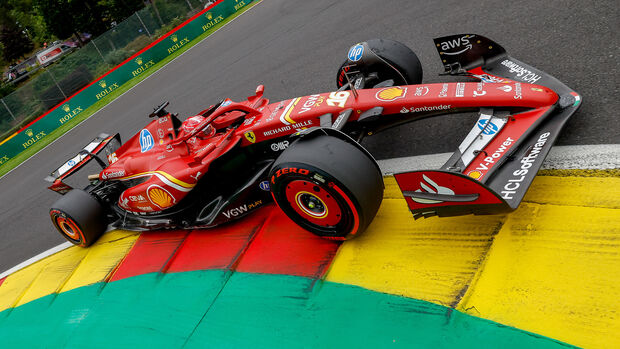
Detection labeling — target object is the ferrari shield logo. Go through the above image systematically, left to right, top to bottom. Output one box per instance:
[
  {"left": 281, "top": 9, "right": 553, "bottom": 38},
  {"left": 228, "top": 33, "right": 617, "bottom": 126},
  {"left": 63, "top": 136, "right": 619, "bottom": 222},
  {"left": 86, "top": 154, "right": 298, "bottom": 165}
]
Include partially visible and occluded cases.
[{"left": 244, "top": 131, "right": 256, "bottom": 143}]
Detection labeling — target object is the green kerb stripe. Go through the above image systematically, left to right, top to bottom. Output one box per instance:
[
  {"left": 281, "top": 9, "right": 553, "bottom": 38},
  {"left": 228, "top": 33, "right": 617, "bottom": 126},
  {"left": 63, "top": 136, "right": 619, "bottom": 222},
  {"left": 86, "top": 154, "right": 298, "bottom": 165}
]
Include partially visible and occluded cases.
[{"left": 0, "top": 271, "right": 575, "bottom": 348}]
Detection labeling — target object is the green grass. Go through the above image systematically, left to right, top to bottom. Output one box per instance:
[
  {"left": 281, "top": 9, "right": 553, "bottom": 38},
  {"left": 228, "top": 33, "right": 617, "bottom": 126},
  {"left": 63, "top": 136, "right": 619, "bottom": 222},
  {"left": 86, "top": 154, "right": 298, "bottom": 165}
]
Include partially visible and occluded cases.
[{"left": 0, "top": 1, "right": 261, "bottom": 179}]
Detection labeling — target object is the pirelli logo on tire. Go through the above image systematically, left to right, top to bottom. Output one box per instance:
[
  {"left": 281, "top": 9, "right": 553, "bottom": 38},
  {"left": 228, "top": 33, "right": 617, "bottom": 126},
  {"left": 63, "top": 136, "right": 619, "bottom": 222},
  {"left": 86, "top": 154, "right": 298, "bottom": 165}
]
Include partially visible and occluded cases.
[{"left": 271, "top": 167, "right": 310, "bottom": 183}]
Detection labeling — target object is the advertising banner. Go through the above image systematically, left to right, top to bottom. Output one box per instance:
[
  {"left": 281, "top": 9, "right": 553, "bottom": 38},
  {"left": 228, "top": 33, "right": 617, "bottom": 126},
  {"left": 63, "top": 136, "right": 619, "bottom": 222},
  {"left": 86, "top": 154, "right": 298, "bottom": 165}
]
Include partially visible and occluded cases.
[{"left": 0, "top": 0, "right": 255, "bottom": 170}]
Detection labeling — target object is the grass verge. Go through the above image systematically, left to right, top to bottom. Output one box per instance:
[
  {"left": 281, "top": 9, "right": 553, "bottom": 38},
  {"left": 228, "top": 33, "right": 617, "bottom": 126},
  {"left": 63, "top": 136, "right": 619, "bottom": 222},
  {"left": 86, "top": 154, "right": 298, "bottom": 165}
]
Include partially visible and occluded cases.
[{"left": 0, "top": 0, "right": 261, "bottom": 179}]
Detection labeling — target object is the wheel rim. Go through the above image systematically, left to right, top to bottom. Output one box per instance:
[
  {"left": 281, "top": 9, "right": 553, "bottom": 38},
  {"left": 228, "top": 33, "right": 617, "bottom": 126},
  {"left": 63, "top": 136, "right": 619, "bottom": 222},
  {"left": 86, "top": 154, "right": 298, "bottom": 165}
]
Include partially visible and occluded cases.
[
  {"left": 285, "top": 180, "right": 342, "bottom": 226},
  {"left": 51, "top": 211, "right": 82, "bottom": 242}
]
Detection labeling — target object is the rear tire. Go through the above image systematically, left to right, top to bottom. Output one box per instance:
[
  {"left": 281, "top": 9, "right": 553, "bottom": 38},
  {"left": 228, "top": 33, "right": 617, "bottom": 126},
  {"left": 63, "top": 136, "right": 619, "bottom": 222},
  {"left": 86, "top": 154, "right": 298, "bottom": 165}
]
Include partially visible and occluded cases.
[
  {"left": 270, "top": 135, "right": 383, "bottom": 240},
  {"left": 50, "top": 189, "right": 107, "bottom": 247}
]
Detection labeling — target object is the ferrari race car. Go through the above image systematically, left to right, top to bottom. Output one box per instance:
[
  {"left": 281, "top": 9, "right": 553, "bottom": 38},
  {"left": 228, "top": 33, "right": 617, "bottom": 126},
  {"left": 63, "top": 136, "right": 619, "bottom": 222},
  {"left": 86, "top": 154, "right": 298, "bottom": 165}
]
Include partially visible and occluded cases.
[{"left": 47, "top": 34, "right": 581, "bottom": 247}]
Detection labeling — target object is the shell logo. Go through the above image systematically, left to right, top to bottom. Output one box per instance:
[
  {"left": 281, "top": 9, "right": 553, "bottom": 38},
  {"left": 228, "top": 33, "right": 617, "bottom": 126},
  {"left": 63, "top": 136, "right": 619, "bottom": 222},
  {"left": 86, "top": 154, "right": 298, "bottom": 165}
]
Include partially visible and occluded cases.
[
  {"left": 376, "top": 87, "right": 407, "bottom": 101},
  {"left": 468, "top": 170, "right": 483, "bottom": 180},
  {"left": 148, "top": 186, "right": 175, "bottom": 209}
]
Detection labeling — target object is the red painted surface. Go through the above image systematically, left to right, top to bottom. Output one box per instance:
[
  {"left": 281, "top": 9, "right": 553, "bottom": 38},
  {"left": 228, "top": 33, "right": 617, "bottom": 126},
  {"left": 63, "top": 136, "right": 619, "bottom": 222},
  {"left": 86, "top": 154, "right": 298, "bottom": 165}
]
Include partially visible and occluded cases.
[
  {"left": 102, "top": 204, "right": 341, "bottom": 282},
  {"left": 165, "top": 206, "right": 273, "bottom": 273},
  {"left": 236, "top": 209, "right": 340, "bottom": 278},
  {"left": 110, "top": 230, "right": 189, "bottom": 282},
  {"left": 0, "top": 277, "right": 5, "bottom": 287}
]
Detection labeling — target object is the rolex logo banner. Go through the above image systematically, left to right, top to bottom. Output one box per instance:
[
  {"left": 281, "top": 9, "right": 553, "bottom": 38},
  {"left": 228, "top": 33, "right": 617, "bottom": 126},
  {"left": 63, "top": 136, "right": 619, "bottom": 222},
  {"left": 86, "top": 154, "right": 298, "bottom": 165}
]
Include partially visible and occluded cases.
[{"left": 0, "top": 0, "right": 255, "bottom": 170}]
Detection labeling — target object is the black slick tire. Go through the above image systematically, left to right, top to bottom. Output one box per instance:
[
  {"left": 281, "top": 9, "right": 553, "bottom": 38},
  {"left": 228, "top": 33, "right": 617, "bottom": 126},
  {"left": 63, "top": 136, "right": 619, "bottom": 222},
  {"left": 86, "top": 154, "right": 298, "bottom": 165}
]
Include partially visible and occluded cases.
[
  {"left": 337, "top": 38, "right": 423, "bottom": 88},
  {"left": 270, "top": 135, "right": 383, "bottom": 240},
  {"left": 50, "top": 189, "right": 107, "bottom": 247}
]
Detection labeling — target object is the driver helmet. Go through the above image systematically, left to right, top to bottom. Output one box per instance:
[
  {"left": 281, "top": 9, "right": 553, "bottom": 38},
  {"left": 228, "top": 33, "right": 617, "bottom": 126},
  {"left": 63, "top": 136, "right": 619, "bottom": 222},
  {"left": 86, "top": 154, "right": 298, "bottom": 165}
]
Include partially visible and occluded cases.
[{"left": 181, "top": 115, "right": 215, "bottom": 137}]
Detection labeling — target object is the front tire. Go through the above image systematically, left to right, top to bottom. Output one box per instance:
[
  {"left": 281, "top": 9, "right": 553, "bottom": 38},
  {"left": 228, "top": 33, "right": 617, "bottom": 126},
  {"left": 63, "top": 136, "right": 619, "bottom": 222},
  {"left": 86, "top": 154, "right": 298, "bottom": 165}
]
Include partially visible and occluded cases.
[
  {"left": 337, "top": 38, "right": 423, "bottom": 88},
  {"left": 270, "top": 135, "right": 383, "bottom": 240},
  {"left": 50, "top": 189, "right": 107, "bottom": 247}
]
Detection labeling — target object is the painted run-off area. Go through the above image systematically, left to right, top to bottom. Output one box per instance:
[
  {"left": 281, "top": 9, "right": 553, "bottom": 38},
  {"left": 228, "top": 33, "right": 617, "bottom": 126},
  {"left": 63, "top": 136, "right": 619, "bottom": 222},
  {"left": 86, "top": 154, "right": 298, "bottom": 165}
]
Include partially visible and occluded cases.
[{"left": 0, "top": 172, "right": 618, "bottom": 348}]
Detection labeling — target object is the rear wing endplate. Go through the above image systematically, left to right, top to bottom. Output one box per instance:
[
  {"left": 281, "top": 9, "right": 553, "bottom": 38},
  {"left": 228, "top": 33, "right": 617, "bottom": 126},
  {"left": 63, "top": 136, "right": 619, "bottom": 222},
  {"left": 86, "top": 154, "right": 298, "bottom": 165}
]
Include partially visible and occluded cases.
[{"left": 45, "top": 133, "right": 121, "bottom": 194}]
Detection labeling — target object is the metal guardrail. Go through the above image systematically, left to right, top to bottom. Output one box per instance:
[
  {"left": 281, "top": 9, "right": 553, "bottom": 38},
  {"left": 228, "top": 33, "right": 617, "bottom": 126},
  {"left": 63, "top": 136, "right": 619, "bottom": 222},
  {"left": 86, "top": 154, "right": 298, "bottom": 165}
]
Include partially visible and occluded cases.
[
  {"left": 0, "top": 0, "right": 208, "bottom": 140},
  {"left": 0, "top": 0, "right": 254, "bottom": 170}
]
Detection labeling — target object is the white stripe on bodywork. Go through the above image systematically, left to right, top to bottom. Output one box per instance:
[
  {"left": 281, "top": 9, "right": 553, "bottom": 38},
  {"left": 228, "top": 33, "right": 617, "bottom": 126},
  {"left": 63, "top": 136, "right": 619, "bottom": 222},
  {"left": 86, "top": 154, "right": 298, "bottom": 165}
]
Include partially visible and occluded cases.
[
  {"left": 279, "top": 98, "right": 298, "bottom": 125},
  {"left": 120, "top": 172, "right": 193, "bottom": 192}
]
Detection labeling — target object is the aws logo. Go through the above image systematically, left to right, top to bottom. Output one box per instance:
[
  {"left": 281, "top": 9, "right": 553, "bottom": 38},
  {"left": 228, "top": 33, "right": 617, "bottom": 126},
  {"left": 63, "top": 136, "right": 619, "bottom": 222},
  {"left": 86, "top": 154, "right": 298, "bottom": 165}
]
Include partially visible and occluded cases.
[{"left": 438, "top": 35, "right": 475, "bottom": 56}]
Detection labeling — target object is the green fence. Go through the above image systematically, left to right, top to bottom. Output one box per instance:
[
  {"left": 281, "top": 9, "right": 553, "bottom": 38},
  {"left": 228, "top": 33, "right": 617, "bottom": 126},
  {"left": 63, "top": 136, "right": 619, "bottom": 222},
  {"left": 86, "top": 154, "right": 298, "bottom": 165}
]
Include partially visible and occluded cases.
[{"left": 0, "top": 0, "right": 255, "bottom": 169}]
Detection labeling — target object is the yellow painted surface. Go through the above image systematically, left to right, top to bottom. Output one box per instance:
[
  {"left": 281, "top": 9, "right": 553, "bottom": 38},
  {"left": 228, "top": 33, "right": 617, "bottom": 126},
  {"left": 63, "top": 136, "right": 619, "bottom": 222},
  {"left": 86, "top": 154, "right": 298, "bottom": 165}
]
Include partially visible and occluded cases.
[
  {"left": 1, "top": 173, "right": 618, "bottom": 349},
  {"left": 327, "top": 174, "right": 620, "bottom": 349},
  {"left": 524, "top": 175, "right": 620, "bottom": 208},
  {"left": 327, "top": 177, "right": 507, "bottom": 306},
  {"left": 457, "top": 202, "right": 620, "bottom": 349},
  {"left": 0, "top": 230, "right": 138, "bottom": 311},
  {"left": 59, "top": 230, "right": 138, "bottom": 293},
  {"left": 16, "top": 247, "right": 89, "bottom": 306},
  {"left": 0, "top": 258, "right": 46, "bottom": 312}
]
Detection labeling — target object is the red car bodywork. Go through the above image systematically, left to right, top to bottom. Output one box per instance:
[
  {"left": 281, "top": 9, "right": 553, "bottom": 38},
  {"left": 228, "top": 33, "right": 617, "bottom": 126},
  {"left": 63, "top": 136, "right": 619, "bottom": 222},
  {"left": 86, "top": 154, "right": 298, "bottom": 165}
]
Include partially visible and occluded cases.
[{"left": 92, "top": 80, "right": 556, "bottom": 215}]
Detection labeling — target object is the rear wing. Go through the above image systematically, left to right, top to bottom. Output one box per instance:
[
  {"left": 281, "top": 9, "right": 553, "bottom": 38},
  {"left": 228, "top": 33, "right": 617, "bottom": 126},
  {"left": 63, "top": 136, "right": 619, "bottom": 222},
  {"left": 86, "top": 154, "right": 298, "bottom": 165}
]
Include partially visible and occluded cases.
[
  {"left": 395, "top": 34, "right": 581, "bottom": 218},
  {"left": 45, "top": 133, "right": 121, "bottom": 194}
]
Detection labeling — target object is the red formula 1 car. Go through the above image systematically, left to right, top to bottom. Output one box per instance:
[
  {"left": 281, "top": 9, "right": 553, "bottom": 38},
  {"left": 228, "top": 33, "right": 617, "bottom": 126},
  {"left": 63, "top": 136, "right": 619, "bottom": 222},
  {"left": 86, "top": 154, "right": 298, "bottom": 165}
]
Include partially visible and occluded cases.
[{"left": 47, "top": 34, "right": 581, "bottom": 247}]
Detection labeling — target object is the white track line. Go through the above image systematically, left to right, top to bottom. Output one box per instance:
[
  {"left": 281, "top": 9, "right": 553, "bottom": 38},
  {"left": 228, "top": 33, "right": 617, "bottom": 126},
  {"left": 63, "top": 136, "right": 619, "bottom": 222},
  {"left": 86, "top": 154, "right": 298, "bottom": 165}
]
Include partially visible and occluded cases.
[
  {"left": 0, "top": 1, "right": 263, "bottom": 182},
  {"left": 0, "top": 2, "right": 265, "bottom": 279},
  {"left": 1, "top": 143, "right": 616, "bottom": 280},
  {"left": 378, "top": 144, "right": 620, "bottom": 175},
  {"left": 0, "top": 242, "right": 72, "bottom": 280}
]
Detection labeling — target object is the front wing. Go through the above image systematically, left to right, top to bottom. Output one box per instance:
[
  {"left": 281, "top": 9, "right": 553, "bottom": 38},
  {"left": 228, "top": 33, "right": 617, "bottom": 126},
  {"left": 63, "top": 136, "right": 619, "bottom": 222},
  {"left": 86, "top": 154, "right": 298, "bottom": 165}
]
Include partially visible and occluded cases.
[{"left": 395, "top": 34, "right": 581, "bottom": 219}]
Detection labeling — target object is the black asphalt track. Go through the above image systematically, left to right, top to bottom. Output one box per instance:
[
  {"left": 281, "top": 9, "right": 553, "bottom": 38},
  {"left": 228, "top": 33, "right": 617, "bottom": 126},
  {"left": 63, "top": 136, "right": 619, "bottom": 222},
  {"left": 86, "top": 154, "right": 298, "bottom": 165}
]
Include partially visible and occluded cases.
[{"left": 1, "top": 0, "right": 618, "bottom": 272}]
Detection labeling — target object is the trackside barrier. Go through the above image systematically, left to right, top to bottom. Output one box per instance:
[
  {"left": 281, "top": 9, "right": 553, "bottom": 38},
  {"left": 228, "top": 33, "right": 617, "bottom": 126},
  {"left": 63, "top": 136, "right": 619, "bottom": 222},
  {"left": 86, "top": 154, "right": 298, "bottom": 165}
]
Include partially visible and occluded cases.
[{"left": 0, "top": 0, "right": 256, "bottom": 170}]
